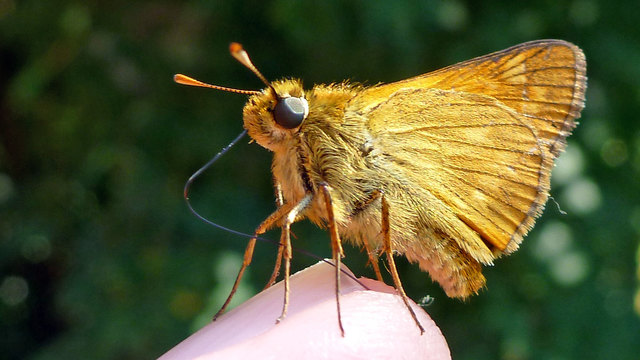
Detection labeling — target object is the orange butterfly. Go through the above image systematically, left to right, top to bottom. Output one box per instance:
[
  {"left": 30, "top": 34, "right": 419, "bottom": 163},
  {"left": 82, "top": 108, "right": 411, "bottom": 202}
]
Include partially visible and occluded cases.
[{"left": 175, "top": 39, "right": 586, "bottom": 334}]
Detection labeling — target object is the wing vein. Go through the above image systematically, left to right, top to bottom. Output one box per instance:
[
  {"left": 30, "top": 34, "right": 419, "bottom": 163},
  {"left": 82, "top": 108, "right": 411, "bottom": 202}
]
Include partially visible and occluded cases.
[
  {"left": 487, "top": 46, "right": 548, "bottom": 79},
  {"left": 500, "top": 65, "right": 577, "bottom": 81},
  {"left": 492, "top": 96, "right": 574, "bottom": 107},
  {"left": 388, "top": 122, "right": 530, "bottom": 132},
  {"left": 396, "top": 133, "right": 538, "bottom": 155},
  {"left": 442, "top": 163, "right": 540, "bottom": 189},
  {"left": 443, "top": 167, "right": 530, "bottom": 220},
  {"left": 436, "top": 172, "right": 516, "bottom": 236}
]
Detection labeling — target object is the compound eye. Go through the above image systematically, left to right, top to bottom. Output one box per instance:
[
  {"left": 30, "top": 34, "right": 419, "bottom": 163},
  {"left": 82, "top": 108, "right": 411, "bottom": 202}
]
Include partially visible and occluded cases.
[{"left": 273, "top": 96, "right": 308, "bottom": 129}]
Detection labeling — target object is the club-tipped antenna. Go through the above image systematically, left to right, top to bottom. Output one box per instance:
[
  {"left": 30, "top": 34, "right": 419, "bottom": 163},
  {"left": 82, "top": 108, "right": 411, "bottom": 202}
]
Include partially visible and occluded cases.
[
  {"left": 174, "top": 42, "right": 275, "bottom": 96},
  {"left": 229, "top": 42, "right": 275, "bottom": 93},
  {"left": 173, "top": 74, "right": 260, "bottom": 95}
]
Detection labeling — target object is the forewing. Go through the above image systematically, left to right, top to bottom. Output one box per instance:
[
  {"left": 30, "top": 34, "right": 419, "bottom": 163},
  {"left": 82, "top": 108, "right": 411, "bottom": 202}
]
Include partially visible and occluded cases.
[
  {"left": 355, "top": 40, "right": 586, "bottom": 253},
  {"left": 358, "top": 40, "right": 586, "bottom": 156}
]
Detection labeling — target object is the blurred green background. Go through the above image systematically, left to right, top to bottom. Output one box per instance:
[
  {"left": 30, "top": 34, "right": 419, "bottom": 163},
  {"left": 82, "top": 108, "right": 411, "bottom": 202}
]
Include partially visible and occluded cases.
[{"left": 1, "top": 0, "right": 639, "bottom": 359}]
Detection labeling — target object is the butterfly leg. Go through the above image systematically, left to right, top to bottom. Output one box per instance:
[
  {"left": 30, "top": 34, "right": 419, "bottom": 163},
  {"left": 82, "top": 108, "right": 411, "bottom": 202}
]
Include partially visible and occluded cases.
[
  {"left": 263, "top": 183, "right": 285, "bottom": 290},
  {"left": 319, "top": 183, "right": 346, "bottom": 336},
  {"left": 356, "top": 189, "right": 385, "bottom": 282},
  {"left": 381, "top": 193, "right": 425, "bottom": 334},
  {"left": 276, "top": 194, "right": 313, "bottom": 324},
  {"left": 213, "top": 200, "right": 297, "bottom": 321},
  {"left": 361, "top": 235, "right": 384, "bottom": 282},
  {"left": 263, "top": 239, "right": 284, "bottom": 290}
]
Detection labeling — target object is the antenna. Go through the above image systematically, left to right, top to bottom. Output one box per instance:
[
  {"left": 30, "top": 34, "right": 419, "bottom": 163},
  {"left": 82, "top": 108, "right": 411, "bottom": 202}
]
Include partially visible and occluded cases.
[
  {"left": 174, "top": 42, "right": 274, "bottom": 96},
  {"left": 229, "top": 42, "right": 273, "bottom": 91},
  {"left": 173, "top": 74, "right": 260, "bottom": 95}
]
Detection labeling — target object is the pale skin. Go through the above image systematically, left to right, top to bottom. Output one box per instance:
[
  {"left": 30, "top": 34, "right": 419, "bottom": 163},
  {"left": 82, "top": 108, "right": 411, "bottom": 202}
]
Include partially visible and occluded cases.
[{"left": 158, "top": 262, "right": 451, "bottom": 359}]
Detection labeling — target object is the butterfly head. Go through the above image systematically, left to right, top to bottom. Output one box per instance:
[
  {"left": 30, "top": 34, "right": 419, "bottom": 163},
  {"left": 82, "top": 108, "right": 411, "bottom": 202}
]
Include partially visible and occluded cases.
[
  {"left": 173, "top": 43, "right": 309, "bottom": 152},
  {"left": 243, "top": 79, "right": 308, "bottom": 151}
]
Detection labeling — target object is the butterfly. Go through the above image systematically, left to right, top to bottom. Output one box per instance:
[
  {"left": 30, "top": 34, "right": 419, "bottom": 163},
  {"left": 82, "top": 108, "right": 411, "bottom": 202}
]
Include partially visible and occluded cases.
[{"left": 175, "top": 39, "right": 587, "bottom": 334}]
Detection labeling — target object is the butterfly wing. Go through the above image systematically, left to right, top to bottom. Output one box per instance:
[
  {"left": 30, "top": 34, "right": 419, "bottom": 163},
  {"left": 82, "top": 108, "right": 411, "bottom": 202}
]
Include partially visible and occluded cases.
[
  {"left": 353, "top": 40, "right": 586, "bottom": 256},
  {"left": 359, "top": 40, "right": 586, "bottom": 155}
]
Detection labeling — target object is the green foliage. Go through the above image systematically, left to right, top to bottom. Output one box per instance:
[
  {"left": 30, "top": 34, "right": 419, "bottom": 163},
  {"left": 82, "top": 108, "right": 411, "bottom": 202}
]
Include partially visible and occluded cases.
[{"left": 1, "top": 1, "right": 639, "bottom": 359}]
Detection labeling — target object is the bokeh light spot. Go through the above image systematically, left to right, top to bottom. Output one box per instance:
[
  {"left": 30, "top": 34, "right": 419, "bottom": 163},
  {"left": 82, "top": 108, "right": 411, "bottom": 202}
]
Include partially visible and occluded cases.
[
  {"left": 569, "top": 0, "right": 599, "bottom": 27},
  {"left": 436, "top": 1, "right": 468, "bottom": 31},
  {"left": 601, "top": 138, "right": 628, "bottom": 167},
  {"left": 553, "top": 144, "right": 585, "bottom": 185},
  {"left": 0, "top": 173, "right": 15, "bottom": 204},
  {"left": 561, "top": 177, "right": 602, "bottom": 214},
  {"left": 533, "top": 221, "right": 573, "bottom": 262},
  {"left": 21, "top": 234, "right": 52, "bottom": 263},
  {"left": 549, "top": 251, "right": 590, "bottom": 286},
  {"left": 0, "top": 276, "right": 29, "bottom": 306}
]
